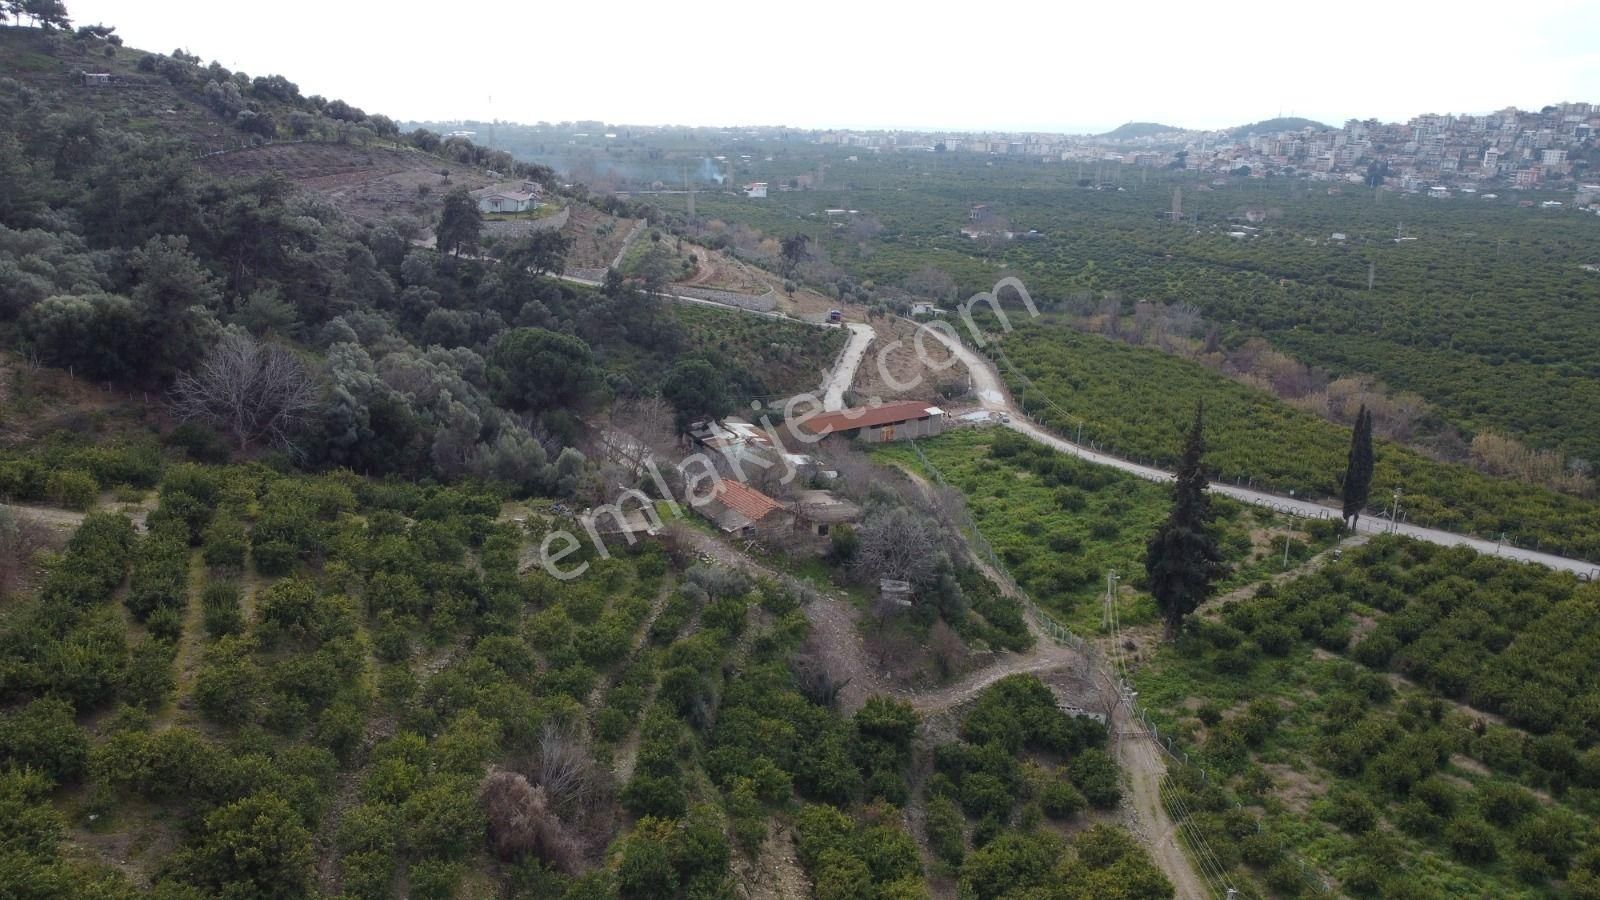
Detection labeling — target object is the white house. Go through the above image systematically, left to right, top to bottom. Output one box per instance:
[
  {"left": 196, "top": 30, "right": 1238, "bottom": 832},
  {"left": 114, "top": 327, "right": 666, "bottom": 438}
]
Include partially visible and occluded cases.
[
  {"left": 470, "top": 181, "right": 544, "bottom": 214},
  {"left": 744, "top": 182, "right": 768, "bottom": 199}
]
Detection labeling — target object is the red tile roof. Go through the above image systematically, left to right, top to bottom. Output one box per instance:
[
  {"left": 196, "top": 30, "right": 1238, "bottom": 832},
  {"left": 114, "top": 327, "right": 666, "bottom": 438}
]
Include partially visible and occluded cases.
[
  {"left": 795, "top": 401, "right": 941, "bottom": 436},
  {"left": 710, "top": 479, "right": 783, "bottom": 523}
]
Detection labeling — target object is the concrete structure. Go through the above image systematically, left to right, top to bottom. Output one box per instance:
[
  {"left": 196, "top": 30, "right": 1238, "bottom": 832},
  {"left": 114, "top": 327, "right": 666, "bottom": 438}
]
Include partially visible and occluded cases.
[
  {"left": 744, "top": 182, "right": 768, "bottom": 198},
  {"left": 796, "top": 401, "right": 946, "bottom": 443},
  {"left": 787, "top": 490, "right": 862, "bottom": 538}
]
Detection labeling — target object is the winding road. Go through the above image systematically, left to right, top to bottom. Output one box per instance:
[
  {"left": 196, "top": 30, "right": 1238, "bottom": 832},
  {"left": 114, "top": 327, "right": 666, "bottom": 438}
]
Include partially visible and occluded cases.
[{"left": 916, "top": 324, "right": 1600, "bottom": 579}]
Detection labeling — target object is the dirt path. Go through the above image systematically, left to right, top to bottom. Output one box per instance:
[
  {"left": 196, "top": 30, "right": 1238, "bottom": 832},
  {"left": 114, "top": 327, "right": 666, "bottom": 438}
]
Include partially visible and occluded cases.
[
  {"left": 610, "top": 220, "right": 645, "bottom": 270},
  {"left": 1, "top": 501, "right": 87, "bottom": 532},
  {"left": 662, "top": 515, "right": 1211, "bottom": 895},
  {"left": 1112, "top": 699, "right": 1214, "bottom": 900},
  {"left": 739, "top": 820, "right": 810, "bottom": 900}
]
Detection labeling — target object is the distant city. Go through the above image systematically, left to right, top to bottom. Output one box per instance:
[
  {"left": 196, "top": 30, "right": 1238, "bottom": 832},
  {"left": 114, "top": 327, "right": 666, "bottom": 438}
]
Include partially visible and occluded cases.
[
  {"left": 434, "top": 102, "right": 1599, "bottom": 209},
  {"left": 812, "top": 103, "right": 1598, "bottom": 202}
]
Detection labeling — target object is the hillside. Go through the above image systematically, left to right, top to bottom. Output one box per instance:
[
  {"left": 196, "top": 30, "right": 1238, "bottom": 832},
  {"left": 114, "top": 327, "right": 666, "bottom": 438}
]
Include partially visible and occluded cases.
[
  {"left": 1, "top": 14, "right": 1168, "bottom": 900},
  {"left": 1226, "top": 116, "right": 1329, "bottom": 137},
  {"left": 1098, "top": 121, "right": 1185, "bottom": 140}
]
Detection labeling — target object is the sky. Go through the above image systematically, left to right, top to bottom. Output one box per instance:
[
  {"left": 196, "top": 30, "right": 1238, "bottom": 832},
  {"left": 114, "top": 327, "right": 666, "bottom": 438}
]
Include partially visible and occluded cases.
[{"left": 67, "top": 0, "right": 1600, "bottom": 133}]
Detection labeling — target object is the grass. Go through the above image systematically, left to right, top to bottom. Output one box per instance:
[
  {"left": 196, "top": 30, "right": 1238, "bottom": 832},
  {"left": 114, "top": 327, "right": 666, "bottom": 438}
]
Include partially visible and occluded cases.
[
  {"left": 993, "top": 321, "right": 1600, "bottom": 562},
  {"left": 870, "top": 428, "right": 1334, "bottom": 633}
]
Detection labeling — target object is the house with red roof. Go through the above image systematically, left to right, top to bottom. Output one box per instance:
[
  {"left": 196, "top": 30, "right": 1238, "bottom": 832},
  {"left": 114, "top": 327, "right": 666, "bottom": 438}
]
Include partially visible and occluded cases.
[{"left": 697, "top": 478, "right": 793, "bottom": 536}]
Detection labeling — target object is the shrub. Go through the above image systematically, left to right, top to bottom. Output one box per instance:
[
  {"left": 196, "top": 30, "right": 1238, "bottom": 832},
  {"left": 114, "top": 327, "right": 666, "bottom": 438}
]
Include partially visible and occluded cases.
[
  {"left": 46, "top": 469, "right": 99, "bottom": 511},
  {"left": 202, "top": 513, "right": 249, "bottom": 570},
  {"left": 252, "top": 539, "right": 297, "bottom": 576},
  {"left": 201, "top": 580, "right": 244, "bottom": 638},
  {"left": 1254, "top": 622, "right": 1295, "bottom": 656},
  {"left": 123, "top": 639, "right": 176, "bottom": 709},
  {"left": 0, "top": 697, "right": 89, "bottom": 782},
  {"left": 1067, "top": 748, "right": 1120, "bottom": 809},
  {"left": 481, "top": 771, "right": 579, "bottom": 870},
  {"left": 621, "top": 773, "right": 687, "bottom": 820},
  {"left": 1040, "top": 776, "right": 1086, "bottom": 820},
  {"left": 1322, "top": 788, "right": 1378, "bottom": 834},
  {"left": 925, "top": 794, "right": 965, "bottom": 867},
  {"left": 1445, "top": 815, "right": 1499, "bottom": 864}
]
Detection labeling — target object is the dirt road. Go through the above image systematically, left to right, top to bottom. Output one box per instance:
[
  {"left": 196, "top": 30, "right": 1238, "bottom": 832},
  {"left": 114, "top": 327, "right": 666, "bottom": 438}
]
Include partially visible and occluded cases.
[
  {"left": 821, "top": 324, "right": 875, "bottom": 411},
  {"left": 1112, "top": 697, "right": 1214, "bottom": 900}
]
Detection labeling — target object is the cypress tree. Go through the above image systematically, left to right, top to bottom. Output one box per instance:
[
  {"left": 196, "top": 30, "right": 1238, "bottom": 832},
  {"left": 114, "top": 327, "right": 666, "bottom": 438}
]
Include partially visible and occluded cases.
[
  {"left": 1145, "top": 401, "right": 1223, "bottom": 640},
  {"left": 1342, "top": 406, "right": 1375, "bottom": 529}
]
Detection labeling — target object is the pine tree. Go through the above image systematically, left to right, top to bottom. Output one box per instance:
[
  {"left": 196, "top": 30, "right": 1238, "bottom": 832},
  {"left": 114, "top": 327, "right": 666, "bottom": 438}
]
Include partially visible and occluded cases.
[
  {"left": 1145, "top": 402, "right": 1223, "bottom": 640},
  {"left": 1342, "top": 405, "right": 1375, "bottom": 530}
]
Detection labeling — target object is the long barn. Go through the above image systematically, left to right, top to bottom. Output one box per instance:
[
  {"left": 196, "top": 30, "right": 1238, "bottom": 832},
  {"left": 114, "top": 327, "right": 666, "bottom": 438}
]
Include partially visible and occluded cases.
[{"left": 795, "top": 401, "right": 946, "bottom": 444}]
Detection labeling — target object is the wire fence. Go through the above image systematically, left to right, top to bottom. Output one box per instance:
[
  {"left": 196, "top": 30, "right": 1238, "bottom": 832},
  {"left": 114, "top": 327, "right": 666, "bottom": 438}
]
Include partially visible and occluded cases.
[{"left": 905, "top": 433, "right": 1332, "bottom": 898}]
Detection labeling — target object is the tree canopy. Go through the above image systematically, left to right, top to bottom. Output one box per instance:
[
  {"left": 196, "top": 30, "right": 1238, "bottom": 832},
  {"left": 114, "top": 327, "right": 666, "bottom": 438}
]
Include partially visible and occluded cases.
[{"left": 1144, "top": 402, "right": 1223, "bottom": 639}]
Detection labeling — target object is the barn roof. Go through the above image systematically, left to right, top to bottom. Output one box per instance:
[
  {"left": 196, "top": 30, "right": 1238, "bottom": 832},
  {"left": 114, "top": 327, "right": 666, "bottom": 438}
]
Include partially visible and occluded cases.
[
  {"left": 794, "top": 401, "right": 943, "bottom": 437},
  {"left": 709, "top": 479, "right": 783, "bottom": 525}
]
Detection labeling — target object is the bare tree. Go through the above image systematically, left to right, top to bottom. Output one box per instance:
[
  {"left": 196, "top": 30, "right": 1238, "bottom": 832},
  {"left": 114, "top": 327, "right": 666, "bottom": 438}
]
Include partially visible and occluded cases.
[
  {"left": 171, "top": 332, "right": 320, "bottom": 453},
  {"left": 852, "top": 506, "right": 938, "bottom": 586},
  {"left": 0, "top": 508, "right": 59, "bottom": 600},
  {"left": 790, "top": 632, "right": 851, "bottom": 708},
  {"left": 536, "top": 724, "right": 598, "bottom": 812},
  {"left": 481, "top": 770, "right": 580, "bottom": 870}
]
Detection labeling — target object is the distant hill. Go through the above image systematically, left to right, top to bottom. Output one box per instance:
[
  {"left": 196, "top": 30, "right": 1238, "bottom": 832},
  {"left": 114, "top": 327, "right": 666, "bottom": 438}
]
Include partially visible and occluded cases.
[
  {"left": 1227, "top": 117, "right": 1329, "bottom": 137},
  {"left": 1099, "top": 121, "right": 1184, "bottom": 140}
]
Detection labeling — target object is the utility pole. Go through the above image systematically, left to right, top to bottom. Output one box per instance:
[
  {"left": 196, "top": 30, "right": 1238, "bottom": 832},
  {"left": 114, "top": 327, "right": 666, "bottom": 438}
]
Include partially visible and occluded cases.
[
  {"left": 1283, "top": 529, "right": 1293, "bottom": 569},
  {"left": 1102, "top": 570, "right": 1120, "bottom": 631}
]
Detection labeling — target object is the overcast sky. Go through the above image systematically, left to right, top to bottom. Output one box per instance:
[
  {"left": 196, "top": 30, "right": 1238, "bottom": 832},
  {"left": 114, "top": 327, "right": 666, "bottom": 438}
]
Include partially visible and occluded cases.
[{"left": 68, "top": 0, "right": 1600, "bottom": 133}]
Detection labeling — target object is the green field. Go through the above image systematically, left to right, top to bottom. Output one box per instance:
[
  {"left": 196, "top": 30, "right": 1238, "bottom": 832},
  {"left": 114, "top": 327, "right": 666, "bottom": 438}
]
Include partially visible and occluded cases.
[
  {"left": 989, "top": 322, "right": 1600, "bottom": 562},
  {"left": 872, "top": 429, "right": 1339, "bottom": 632},
  {"left": 1133, "top": 536, "right": 1600, "bottom": 899}
]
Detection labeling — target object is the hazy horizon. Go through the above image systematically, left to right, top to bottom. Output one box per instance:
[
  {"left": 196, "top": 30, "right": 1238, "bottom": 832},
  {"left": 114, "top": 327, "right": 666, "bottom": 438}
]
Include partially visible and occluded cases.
[{"left": 64, "top": 0, "right": 1600, "bottom": 134}]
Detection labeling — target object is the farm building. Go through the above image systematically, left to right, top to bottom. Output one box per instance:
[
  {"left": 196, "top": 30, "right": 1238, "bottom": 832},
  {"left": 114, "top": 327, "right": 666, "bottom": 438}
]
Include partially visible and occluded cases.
[
  {"left": 795, "top": 401, "right": 946, "bottom": 443},
  {"left": 696, "top": 479, "right": 791, "bottom": 536}
]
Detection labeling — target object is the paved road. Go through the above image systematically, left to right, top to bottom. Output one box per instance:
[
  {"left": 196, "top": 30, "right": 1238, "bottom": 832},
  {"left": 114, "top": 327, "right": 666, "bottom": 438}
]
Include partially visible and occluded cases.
[
  {"left": 916, "top": 323, "right": 1600, "bottom": 579},
  {"left": 821, "top": 324, "right": 875, "bottom": 411}
]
